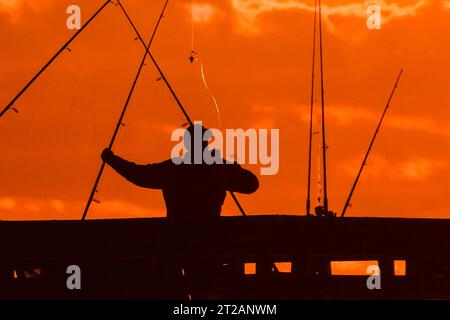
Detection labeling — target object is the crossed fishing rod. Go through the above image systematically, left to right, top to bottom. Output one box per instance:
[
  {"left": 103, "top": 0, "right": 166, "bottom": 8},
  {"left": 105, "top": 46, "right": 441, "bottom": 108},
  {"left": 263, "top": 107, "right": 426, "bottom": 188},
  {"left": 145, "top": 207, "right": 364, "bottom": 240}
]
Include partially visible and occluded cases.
[{"left": 0, "top": 0, "right": 249, "bottom": 221}]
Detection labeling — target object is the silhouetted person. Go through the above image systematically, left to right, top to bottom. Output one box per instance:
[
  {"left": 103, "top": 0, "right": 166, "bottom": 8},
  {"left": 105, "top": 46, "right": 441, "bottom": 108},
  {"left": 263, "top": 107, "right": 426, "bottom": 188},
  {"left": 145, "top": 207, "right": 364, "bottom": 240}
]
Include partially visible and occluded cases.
[
  {"left": 101, "top": 124, "right": 259, "bottom": 299},
  {"left": 101, "top": 125, "right": 259, "bottom": 221}
]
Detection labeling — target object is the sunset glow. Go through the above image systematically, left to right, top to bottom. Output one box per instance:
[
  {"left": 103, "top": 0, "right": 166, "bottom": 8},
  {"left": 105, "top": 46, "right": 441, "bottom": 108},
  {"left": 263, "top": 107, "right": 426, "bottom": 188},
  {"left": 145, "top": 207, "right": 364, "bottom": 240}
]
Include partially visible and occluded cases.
[{"left": 1, "top": 0, "right": 449, "bottom": 222}]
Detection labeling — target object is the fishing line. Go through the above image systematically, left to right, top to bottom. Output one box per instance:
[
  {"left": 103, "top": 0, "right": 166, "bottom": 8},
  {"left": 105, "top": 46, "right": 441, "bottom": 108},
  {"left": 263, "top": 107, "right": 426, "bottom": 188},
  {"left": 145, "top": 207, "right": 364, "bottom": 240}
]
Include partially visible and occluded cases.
[
  {"left": 190, "top": 3, "right": 222, "bottom": 127},
  {"left": 191, "top": 3, "right": 195, "bottom": 55},
  {"left": 197, "top": 57, "right": 222, "bottom": 126}
]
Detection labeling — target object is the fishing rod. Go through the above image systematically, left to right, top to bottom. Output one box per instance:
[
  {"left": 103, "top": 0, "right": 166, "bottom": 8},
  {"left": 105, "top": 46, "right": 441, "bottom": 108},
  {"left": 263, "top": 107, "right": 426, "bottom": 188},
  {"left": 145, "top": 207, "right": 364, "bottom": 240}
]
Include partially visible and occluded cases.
[
  {"left": 0, "top": 0, "right": 112, "bottom": 119},
  {"left": 81, "top": 0, "right": 169, "bottom": 221},
  {"left": 115, "top": 0, "right": 249, "bottom": 218},
  {"left": 115, "top": 0, "right": 192, "bottom": 126},
  {"left": 306, "top": 0, "right": 318, "bottom": 217},
  {"left": 318, "top": 0, "right": 329, "bottom": 213},
  {"left": 341, "top": 69, "right": 403, "bottom": 218}
]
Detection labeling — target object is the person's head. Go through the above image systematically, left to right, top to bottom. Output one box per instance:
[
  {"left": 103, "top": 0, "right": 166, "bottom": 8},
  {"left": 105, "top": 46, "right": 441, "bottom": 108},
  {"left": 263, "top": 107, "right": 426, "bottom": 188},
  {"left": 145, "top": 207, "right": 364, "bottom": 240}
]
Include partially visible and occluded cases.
[{"left": 184, "top": 122, "right": 211, "bottom": 154}]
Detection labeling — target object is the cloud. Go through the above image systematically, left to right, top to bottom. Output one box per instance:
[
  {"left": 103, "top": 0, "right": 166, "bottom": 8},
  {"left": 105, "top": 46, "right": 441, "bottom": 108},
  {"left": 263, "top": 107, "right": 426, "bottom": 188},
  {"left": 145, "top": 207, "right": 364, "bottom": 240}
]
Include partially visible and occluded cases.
[
  {"left": 0, "top": 0, "right": 19, "bottom": 9},
  {"left": 0, "top": 0, "right": 46, "bottom": 12},
  {"left": 0, "top": 0, "right": 50, "bottom": 23},
  {"left": 231, "top": 0, "right": 428, "bottom": 33},
  {"left": 182, "top": 2, "right": 222, "bottom": 26},
  {"left": 192, "top": 3, "right": 216, "bottom": 23},
  {"left": 292, "top": 105, "right": 450, "bottom": 139},
  {"left": 335, "top": 107, "right": 450, "bottom": 139},
  {"left": 387, "top": 114, "right": 450, "bottom": 138},
  {"left": 341, "top": 155, "right": 447, "bottom": 181},
  {"left": 401, "top": 158, "right": 437, "bottom": 180},
  {"left": 0, "top": 197, "right": 16, "bottom": 210},
  {"left": 0, "top": 197, "right": 164, "bottom": 220},
  {"left": 0, "top": 197, "right": 66, "bottom": 214},
  {"left": 0, "top": 197, "right": 62, "bottom": 220},
  {"left": 49, "top": 199, "right": 65, "bottom": 212},
  {"left": 93, "top": 199, "right": 165, "bottom": 218}
]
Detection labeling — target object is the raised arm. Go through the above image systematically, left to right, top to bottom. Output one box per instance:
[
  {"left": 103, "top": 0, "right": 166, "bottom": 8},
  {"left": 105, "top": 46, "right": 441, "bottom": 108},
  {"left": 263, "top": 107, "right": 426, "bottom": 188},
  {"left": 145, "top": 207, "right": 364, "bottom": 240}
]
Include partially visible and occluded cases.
[
  {"left": 101, "top": 148, "right": 168, "bottom": 189},
  {"left": 223, "top": 163, "right": 259, "bottom": 194}
]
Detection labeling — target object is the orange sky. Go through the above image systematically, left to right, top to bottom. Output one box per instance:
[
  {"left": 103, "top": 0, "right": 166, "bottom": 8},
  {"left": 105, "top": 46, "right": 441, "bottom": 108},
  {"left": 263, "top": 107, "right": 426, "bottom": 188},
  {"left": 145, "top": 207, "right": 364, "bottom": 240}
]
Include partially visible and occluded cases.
[{"left": 0, "top": 0, "right": 449, "bottom": 221}]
